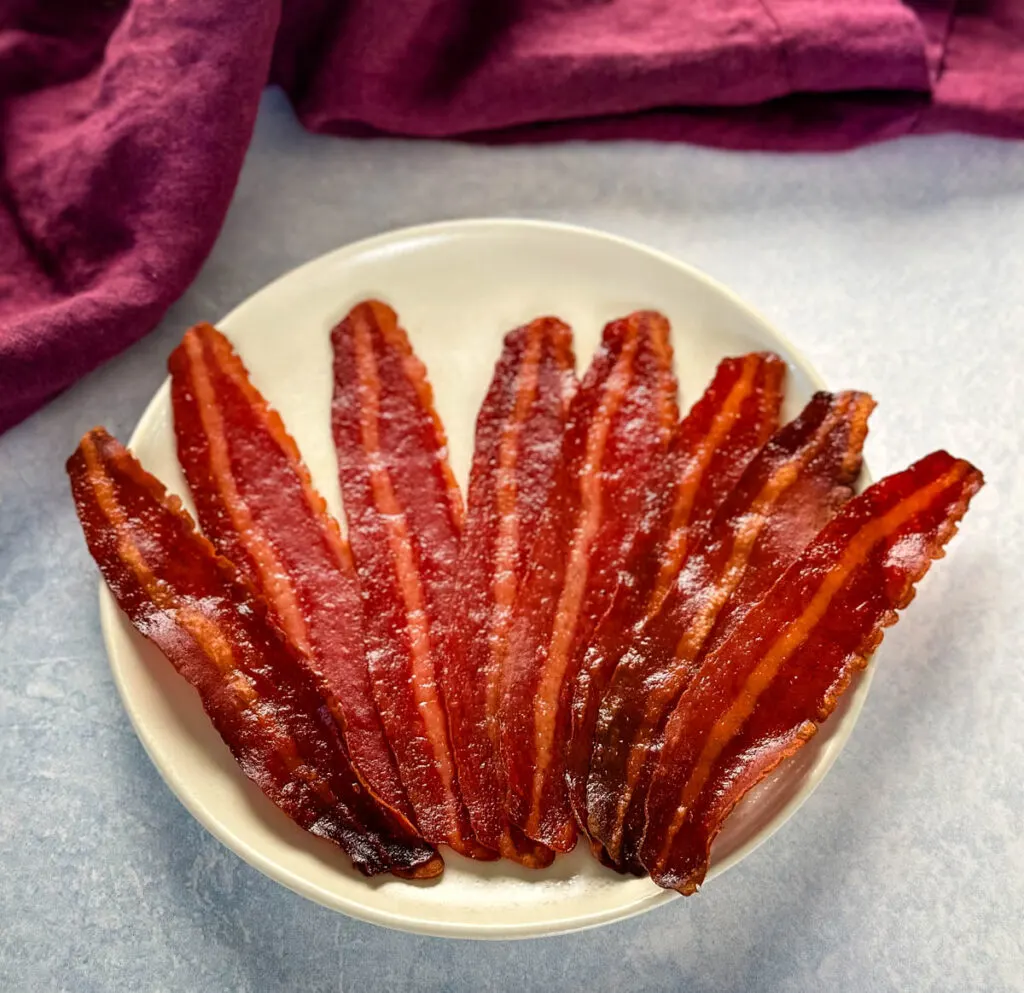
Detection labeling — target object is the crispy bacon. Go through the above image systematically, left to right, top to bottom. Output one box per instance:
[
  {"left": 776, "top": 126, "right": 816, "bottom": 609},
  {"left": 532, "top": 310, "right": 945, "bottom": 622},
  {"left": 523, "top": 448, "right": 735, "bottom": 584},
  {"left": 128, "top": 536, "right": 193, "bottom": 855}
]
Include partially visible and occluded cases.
[
  {"left": 331, "top": 301, "right": 493, "bottom": 859},
  {"left": 499, "top": 311, "right": 678, "bottom": 850},
  {"left": 442, "top": 318, "right": 576, "bottom": 866},
  {"left": 169, "top": 324, "right": 414, "bottom": 829},
  {"left": 566, "top": 353, "right": 785, "bottom": 836},
  {"left": 588, "top": 391, "right": 874, "bottom": 871},
  {"left": 67, "top": 429, "right": 442, "bottom": 878},
  {"left": 641, "top": 451, "right": 983, "bottom": 893}
]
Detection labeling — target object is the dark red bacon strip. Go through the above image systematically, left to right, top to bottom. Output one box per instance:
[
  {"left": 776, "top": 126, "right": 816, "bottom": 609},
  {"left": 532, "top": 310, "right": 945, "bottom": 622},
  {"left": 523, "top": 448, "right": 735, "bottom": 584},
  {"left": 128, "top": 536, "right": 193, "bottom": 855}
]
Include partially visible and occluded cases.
[
  {"left": 332, "top": 301, "right": 493, "bottom": 859},
  {"left": 500, "top": 311, "right": 678, "bottom": 850},
  {"left": 442, "top": 318, "right": 576, "bottom": 867},
  {"left": 169, "top": 324, "right": 415, "bottom": 829},
  {"left": 643, "top": 352, "right": 788, "bottom": 614},
  {"left": 565, "top": 353, "right": 785, "bottom": 836},
  {"left": 588, "top": 391, "right": 874, "bottom": 870},
  {"left": 67, "top": 429, "right": 442, "bottom": 879},
  {"left": 641, "top": 451, "right": 983, "bottom": 893}
]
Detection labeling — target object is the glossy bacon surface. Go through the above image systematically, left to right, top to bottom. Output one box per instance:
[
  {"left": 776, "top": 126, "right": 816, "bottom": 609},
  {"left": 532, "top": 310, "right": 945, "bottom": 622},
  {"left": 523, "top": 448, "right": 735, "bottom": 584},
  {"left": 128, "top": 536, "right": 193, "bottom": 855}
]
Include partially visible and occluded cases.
[
  {"left": 332, "top": 301, "right": 492, "bottom": 858},
  {"left": 500, "top": 311, "right": 678, "bottom": 850},
  {"left": 443, "top": 318, "right": 576, "bottom": 866},
  {"left": 169, "top": 324, "right": 414, "bottom": 828},
  {"left": 565, "top": 353, "right": 785, "bottom": 835},
  {"left": 588, "top": 391, "right": 874, "bottom": 870},
  {"left": 67, "top": 429, "right": 442, "bottom": 878},
  {"left": 641, "top": 451, "right": 983, "bottom": 893}
]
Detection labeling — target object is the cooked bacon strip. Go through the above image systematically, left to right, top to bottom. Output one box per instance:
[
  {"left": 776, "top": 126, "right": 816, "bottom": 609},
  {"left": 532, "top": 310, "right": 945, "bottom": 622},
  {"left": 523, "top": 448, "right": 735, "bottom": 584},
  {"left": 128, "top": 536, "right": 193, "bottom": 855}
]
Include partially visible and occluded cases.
[
  {"left": 332, "top": 301, "right": 492, "bottom": 859},
  {"left": 500, "top": 311, "right": 678, "bottom": 850},
  {"left": 442, "top": 318, "right": 576, "bottom": 866},
  {"left": 169, "top": 324, "right": 414, "bottom": 829},
  {"left": 565, "top": 353, "right": 785, "bottom": 835},
  {"left": 588, "top": 391, "right": 874, "bottom": 871},
  {"left": 67, "top": 429, "right": 442, "bottom": 879},
  {"left": 641, "top": 451, "right": 983, "bottom": 893}
]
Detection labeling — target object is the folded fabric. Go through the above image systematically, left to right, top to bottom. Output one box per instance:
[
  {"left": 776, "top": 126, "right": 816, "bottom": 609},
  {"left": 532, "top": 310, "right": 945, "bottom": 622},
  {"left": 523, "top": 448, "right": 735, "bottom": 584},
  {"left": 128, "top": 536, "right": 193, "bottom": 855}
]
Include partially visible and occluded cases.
[{"left": 1, "top": 0, "right": 1022, "bottom": 433}]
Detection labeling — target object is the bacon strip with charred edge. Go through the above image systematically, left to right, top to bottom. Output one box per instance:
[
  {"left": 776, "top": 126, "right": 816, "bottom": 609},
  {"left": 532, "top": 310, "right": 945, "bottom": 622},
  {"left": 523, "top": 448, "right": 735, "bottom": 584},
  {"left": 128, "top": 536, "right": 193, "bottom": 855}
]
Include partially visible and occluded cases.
[
  {"left": 332, "top": 301, "right": 493, "bottom": 859},
  {"left": 500, "top": 311, "right": 678, "bottom": 851},
  {"left": 443, "top": 318, "right": 576, "bottom": 867},
  {"left": 169, "top": 324, "right": 415, "bottom": 830},
  {"left": 566, "top": 353, "right": 785, "bottom": 838},
  {"left": 587, "top": 391, "right": 875, "bottom": 871},
  {"left": 67, "top": 429, "right": 443, "bottom": 879},
  {"left": 641, "top": 451, "right": 983, "bottom": 893}
]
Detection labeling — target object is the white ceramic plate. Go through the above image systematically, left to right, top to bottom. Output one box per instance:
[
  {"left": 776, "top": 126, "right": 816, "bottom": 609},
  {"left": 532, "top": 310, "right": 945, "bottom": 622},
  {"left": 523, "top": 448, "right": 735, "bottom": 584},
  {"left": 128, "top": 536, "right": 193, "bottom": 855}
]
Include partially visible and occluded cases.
[{"left": 101, "top": 219, "right": 874, "bottom": 939}]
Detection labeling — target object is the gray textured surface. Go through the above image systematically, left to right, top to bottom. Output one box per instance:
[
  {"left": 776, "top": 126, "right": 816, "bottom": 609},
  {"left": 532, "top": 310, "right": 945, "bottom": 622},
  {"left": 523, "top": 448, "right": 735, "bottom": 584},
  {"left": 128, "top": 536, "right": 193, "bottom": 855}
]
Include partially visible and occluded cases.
[{"left": 2, "top": 88, "right": 1023, "bottom": 991}]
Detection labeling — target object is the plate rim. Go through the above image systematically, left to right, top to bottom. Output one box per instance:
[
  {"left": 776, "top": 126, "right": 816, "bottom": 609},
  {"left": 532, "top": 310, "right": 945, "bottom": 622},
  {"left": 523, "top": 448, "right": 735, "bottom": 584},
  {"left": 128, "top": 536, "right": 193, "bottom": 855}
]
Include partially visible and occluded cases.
[{"left": 100, "top": 217, "right": 876, "bottom": 939}]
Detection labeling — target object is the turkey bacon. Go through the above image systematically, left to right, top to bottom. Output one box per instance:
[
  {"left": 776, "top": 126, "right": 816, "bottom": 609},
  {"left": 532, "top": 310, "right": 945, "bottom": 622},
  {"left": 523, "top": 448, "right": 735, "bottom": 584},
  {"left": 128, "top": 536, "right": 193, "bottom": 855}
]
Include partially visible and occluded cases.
[
  {"left": 331, "top": 301, "right": 492, "bottom": 859},
  {"left": 500, "top": 311, "right": 678, "bottom": 851},
  {"left": 442, "top": 318, "right": 576, "bottom": 866},
  {"left": 169, "top": 324, "right": 414, "bottom": 828},
  {"left": 566, "top": 352, "right": 785, "bottom": 837},
  {"left": 587, "top": 390, "right": 874, "bottom": 871},
  {"left": 67, "top": 429, "right": 442, "bottom": 879},
  {"left": 641, "top": 450, "right": 983, "bottom": 893}
]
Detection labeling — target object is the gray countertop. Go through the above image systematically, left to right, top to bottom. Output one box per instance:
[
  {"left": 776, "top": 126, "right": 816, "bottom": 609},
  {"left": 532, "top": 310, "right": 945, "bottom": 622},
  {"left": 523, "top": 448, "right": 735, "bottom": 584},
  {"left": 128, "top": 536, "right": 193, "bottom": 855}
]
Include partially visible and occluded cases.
[{"left": 2, "top": 89, "right": 1023, "bottom": 992}]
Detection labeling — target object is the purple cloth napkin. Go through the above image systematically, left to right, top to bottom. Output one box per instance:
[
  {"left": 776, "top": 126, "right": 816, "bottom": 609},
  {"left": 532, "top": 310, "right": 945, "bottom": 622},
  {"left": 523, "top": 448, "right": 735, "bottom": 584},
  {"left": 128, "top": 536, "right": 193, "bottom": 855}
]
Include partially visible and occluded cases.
[{"left": 2, "top": 0, "right": 1022, "bottom": 434}]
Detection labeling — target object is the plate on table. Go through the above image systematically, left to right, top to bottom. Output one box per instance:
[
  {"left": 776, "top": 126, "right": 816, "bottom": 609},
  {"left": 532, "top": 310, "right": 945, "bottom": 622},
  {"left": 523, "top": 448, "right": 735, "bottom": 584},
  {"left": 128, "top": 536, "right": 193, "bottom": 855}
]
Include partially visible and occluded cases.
[{"left": 100, "top": 219, "right": 874, "bottom": 939}]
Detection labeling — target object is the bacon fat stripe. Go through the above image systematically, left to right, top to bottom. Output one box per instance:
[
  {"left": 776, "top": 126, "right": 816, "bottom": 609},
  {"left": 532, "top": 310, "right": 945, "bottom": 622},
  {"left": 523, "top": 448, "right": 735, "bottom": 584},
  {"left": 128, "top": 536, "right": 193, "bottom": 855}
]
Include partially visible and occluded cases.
[
  {"left": 331, "top": 301, "right": 492, "bottom": 859},
  {"left": 500, "top": 311, "right": 678, "bottom": 850},
  {"left": 442, "top": 318, "right": 575, "bottom": 866},
  {"left": 169, "top": 324, "right": 415, "bottom": 828},
  {"left": 565, "top": 352, "right": 785, "bottom": 837},
  {"left": 588, "top": 391, "right": 874, "bottom": 870},
  {"left": 67, "top": 429, "right": 442, "bottom": 878},
  {"left": 640, "top": 450, "right": 983, "bottom": 893}
]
